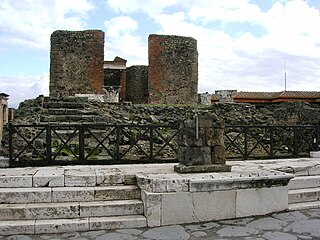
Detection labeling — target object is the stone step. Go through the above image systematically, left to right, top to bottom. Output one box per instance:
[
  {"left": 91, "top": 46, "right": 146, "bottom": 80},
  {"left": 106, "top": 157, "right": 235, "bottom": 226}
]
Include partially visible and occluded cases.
[
  {"left": 43, "top": 102, "right": 86, "bottom": 109},
  {"left": 45, "top": 108, "right": 100, "bottom": 116},
  {"left": 40, "top": 115, "right": 109, "bottom": 123},
  {"left": 288, "top": 175, "right": 320, "bottom": 190},
  {"left": 0, "top": 185, "right": 140, "bottom": 204},
  {"left": 288, "top": 187, "right": 320, "bottom": 204},
  {"left": 0, "top": 199, "right": 143, "bottom": 220},
  {"left": 288, "top": 201, "right": 320, "bottom": 211},
  {"left": 0, "top": 214, "right": 147, "bottom": 235}
]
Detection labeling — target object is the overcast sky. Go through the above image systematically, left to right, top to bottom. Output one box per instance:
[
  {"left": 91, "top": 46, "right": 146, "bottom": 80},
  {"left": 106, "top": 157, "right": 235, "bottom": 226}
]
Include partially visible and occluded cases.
[{"left": 1, "top": 0, "right": 320, "bottom": 107}]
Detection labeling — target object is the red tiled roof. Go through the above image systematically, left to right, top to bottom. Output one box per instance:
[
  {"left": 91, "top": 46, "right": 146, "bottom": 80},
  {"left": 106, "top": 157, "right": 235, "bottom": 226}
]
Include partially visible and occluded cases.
[{"left": 234, "top": 91, "right": 320, "bottom": 100}]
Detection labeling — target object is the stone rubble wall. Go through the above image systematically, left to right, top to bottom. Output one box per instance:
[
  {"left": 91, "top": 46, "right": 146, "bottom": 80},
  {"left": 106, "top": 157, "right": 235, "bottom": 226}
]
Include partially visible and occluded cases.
[
  {"left": 49, "top": 30, "right": 105, "bottom": 97},
  {"left": 148, "top": 34, "right": 198, "bottom": 104},
  {"left": 126, "top": 65, "right": 149, "bottom": 104}
]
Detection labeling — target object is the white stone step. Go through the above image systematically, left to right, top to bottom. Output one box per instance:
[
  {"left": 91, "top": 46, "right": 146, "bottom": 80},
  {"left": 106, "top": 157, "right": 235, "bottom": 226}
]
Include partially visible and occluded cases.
[
  {"left": 288, "top": 175, "right": 320, "bottom": 190},
  {"left": 0, "top": 185, "right": 140, "bottom": 204},
  {"left": 288, "top": 187, "right": 320, "bottom": 204},
  {"left": 0, "top": 199, "right": 143, "bottom": 220},
  {"left": 288, "top": 201, "right": 320, "bottom": 211},
  {"left": 0, "top": 215, "right": 147, "bottom": 235}
]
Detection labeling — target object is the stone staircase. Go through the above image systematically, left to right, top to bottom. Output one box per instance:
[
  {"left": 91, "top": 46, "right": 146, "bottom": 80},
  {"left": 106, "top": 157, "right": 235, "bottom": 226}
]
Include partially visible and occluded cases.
[
  {"left": 40, "top": 97, "right": 110, "bottom": 124},
  {"left": 0, "top": 166, "right": 147, "bottom": 235},
  {"left": 288, "top": 175, "right": 320, "bottom": 210}
]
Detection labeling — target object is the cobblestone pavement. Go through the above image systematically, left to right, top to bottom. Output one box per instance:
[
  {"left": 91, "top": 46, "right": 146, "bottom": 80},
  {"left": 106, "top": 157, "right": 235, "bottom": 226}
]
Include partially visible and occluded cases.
[{"left": 1, "top": 208, "right": 320, "bottom": 240}]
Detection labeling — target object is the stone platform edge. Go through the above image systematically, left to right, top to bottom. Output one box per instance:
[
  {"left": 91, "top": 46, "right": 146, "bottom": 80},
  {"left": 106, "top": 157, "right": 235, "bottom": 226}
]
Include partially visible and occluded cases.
[{"left": 135, "top": 169, "right": 293, "bottom": 227}]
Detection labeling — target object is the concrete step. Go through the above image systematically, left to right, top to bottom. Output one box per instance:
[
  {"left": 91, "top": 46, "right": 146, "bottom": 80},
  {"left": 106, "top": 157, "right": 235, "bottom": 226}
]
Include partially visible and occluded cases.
[
  {"left": 43, "top": 102, "right": 86, "bottom": 109},
  {"left": 45, "top": 108, "right": 100, "bottom": 116},
  {"left": 288, "top": 175, "right": 320, "bottom": 190},
  {"left": 0, "top": 185, "right": 140, "bottom": 204},
  {"left": 288, "top": 187, "right": 320, "bottom": 204},
  {"left": 0, "top": 199, "right": 143, "bottom": 220},
  {"left": 288, "top": 201, "right": 320, "bottom": 211},
  {"left": 0, "top": 214, "right": 147, "bottom": 235}
]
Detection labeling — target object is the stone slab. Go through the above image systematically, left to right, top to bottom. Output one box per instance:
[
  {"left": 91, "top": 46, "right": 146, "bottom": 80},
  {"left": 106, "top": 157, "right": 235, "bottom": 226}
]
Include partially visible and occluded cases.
[
  {"left": 310, "top": 151, "right": 320, "bottom": 158},
  {"left": 174, "top": 163, "right": 232, "bottom": 173},
  {"left": 65, "top": 168, "right": 96, "bottom": 187},
  {"left": 95, "top": 168, "right": 125, "bottom": 186},
  {"left": 33, "top": 169, "right": 64, "bottom": 187},
  {"left": 0, "top": 175, "right": 33, "bottom": 188},
  {"left": 289, "top": 175, "right": 320, "bottom": 190},
  {"left": 94, "top": 185, "right": 140, "bottom": 201},
  {"left": 235, "top": 185, "right": 288, "bottom": 218},
  {"left": 52, "top": 187, "right": 94, "bottom": 202},
  {"left": 0, "top": 188, "right": 51, "bottom": 204},
  {"left": 289, "top": 188, "right": 320, "bottom": 204},
  {"left": 141, "top": 190, "right": 162, "bottom": 227},
  {"left": 79, "top": 200, "right": 143, "bottom": 218},
  {"left": 26, "top": 202, "right": 80, "bottom": 219},
  {"left": 0, "top": 203, "right": 27, "bottom": 220},
  {"left": 89, "top": 215, "right": 147, "bottom": 230},
  {"left": 35, "top": 218, "right": 89, "bottom": 234},
  {"left": 0, "top": 219, "right": 35, "bottom": 235}
]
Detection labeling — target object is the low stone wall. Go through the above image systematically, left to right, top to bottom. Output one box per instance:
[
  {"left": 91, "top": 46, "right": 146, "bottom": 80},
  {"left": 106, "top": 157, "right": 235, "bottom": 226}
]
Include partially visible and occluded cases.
[{"left": 137, "top": 170, "right": 293, "bottom": 226}]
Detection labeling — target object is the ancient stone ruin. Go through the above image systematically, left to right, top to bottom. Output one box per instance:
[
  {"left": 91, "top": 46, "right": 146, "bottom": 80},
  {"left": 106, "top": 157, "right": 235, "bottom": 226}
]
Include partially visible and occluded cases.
[
  {"left": 49, "top": 30, "right": 105, "bottom": 97},
  {"left": 148, "top": 34, "right": 198, "bottom": 104},
  {"left": 175, "top": 112, "right": 231, "bottom": 173}
]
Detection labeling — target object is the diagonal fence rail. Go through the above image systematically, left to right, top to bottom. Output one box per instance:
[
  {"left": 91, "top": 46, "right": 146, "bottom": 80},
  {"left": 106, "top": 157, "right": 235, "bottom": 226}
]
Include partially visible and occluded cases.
[
  {"left": 7, "top": 123, "right": 320, "bottom": 167},
  {"left": 8, "top": 123, "right": 179, "bottom": 167},
  {"left": 225, "top": 125, "right": 319, "bottom": 160}
]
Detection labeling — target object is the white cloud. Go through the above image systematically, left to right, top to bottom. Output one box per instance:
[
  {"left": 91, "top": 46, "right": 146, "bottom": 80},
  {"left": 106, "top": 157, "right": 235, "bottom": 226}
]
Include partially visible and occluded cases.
[
  {"left": 0, "top": 0, "right": 94, "bottom": 49},
  {"left": 106, "top": 0, "right": 178, "bottom": 15},
  {"left": 104, "top": 16, "right": 147, "bottom": 65},
  {"left": 0, "top": 73, "right": 49, "bottom": 108}
]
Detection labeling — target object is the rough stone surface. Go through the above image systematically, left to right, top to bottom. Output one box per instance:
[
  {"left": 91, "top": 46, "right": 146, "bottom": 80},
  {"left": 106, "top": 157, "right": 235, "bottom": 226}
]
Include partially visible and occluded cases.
[
  {"left": 49, "top": 30, "right": 104, "bottom": 97},
  {"left": 148, "top": 34, "right": 198, "bottom": 104},
  {"left": 126, "top": 65, "right": 148, "bottom": 104}
]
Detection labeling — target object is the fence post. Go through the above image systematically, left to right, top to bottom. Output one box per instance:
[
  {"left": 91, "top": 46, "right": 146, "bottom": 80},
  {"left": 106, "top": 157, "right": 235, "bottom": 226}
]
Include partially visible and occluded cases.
[
  {"left": 8, "top": 122, "right": 13, "bottom": 167},
  {"left": 46, "top": 125, "right": 52, "bottom": 163},
  {"left": 79, "top": 125, "right": 85, "bottom": 162},
  {"left": 115, "top": 126, "right": 120, "bottom": 160},
  {"left": 150, "top": 126, "right": 154, "bottom": 162},
  {"left": 244, "top": 126, "right": 248, "bottom": 160},
  {"left": 270, "top": 126, "right": 274, "bottom": 158},
  {"left": 293, "top": 126, "right": 298, "bottom": 157}
]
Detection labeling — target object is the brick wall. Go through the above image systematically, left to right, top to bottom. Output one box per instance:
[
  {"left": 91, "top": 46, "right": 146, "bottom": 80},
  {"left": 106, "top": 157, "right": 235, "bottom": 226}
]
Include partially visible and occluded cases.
[
  {"left": 49, "top": 30, "right": 104, "bottom": 97},
  {"left": 148, "top": 34, "right": 198, "bottom": 104},
  {"left": 126, "top": 65, "right": 148, "bottom": 104}
]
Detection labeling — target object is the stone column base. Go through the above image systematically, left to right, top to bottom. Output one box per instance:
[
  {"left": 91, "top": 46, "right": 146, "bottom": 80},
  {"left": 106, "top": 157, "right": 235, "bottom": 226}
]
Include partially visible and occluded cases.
[{"left": 174, "top": 163, "right": 232, "bottom": 173}]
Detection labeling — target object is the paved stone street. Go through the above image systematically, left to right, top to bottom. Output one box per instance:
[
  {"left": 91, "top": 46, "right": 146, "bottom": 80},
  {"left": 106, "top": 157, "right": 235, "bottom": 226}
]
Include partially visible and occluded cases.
[{"left": 1, "top": 208, "right": 319, "bottom": 240}]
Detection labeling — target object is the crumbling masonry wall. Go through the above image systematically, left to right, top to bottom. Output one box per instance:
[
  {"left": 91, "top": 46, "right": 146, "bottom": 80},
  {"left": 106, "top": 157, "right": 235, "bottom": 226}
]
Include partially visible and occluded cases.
[
  {"left": 49, "top": 30, "right": 104, "bottom": 97},
  {"left": 148, "top": 34, "right": 198, "bottom": 104},
  {"left": 126, "top": 65, "right": 148, "bottom": 104}
]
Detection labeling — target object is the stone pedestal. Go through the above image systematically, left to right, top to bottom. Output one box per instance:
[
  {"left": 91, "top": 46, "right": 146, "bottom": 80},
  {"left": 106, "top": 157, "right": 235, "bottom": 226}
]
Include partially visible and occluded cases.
[{"left": 175, "top": 112, "right": 231, "bottom": 173}]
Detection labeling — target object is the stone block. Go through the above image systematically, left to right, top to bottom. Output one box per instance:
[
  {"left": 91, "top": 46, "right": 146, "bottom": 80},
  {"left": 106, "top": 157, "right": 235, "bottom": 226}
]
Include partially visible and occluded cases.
[
  {"left": 310, "top": 151, "right": 320, "bottom": 158},
  {"left": 0, "top": 157, "right": 9, "bottom": 168},
  {"left": 175, "top": 163, "right": 231, "bottom": 173},
  {"left": 96, "top": 168, "right": 125, "bottom": 186},
  {"left": 33, "top": 169, "right": 64, "bottom": 187},
  {"left": 65, "top": 169, "right": 96, "bottom": 187},
  {"left": 0, "top": 175, "right": 33, "bottom": 188},
  {"left": 288, "top": 176, "right": 320, "bottom": 190},
  {"left": 94, "top": 186, "right": 140, "bottom": 201},
  {"left": 235, "top": 186, "right": 288, "bottom": 218},
  {"left": 52, "top": 187, "right": 94, "bottom": 202},
  {"left": 0, "top": 188, "right": 51, "bottom": 204},
  {"left": 288, "top": 188, "right": 320, "bottom": 204},
  {"left": 141, "top": 190, "right": 162, "bottom": 227},
  {"left": 191, "top": 190, "right": 236, "bottom": 221},
  {"left": 161, "top": 192, "right": 197, "bottom": 225},
  {"left": 80, "top": 200, "right": 143, "bottom": 218},
  {"left": 26, "top": 202, "right": 80, "bottom": 219},
  {"left": 0, "top": 204, "right": 27, "bottom": 220},
  {"left": 89, "top": 215, "right": 147, "bottom": 230},
  {"left": 35, "top": 218, "right": 89, "bottom": 234},
  {"left": 0, "top": 220, "right": 35, "bottom": 235}
]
